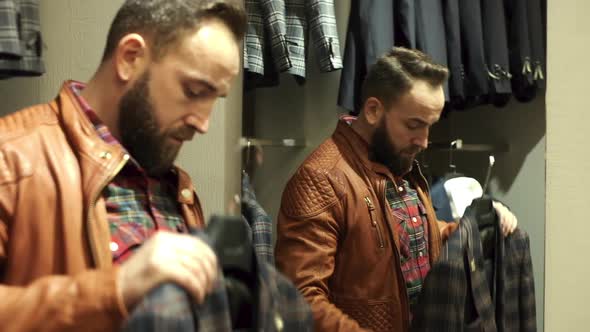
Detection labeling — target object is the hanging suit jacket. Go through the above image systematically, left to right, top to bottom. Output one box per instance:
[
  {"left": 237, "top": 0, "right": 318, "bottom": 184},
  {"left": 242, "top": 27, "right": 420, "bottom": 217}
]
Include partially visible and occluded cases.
[
  {"left": 0, "top": 0, "right": 44, "bottom": 78},
  {"left": 243, "top": 0, "right": 342, "bottom": 87},
  {"left": 283, "top": 0, "right": 342, "bottom": 82},
  {"left": 338, "top": 0, "right": 395, "bottom": 113},
  {"left": 415, "top": 0, "right": 449, "bottom": 101},
  {"left": 443, "top": 0, "right": 466, "bottom": 105},
  {"left": 481, "top": 0, "right": 512, "bottom": 107},
  {"left": 505, "top": 0, "right": 542, "bottom": 102},
  {"left": 411, "top": 215, "right": 497, "bottom": 332},
  {"left": 497, "top": 228, "right": 537, "bottom": 331}
]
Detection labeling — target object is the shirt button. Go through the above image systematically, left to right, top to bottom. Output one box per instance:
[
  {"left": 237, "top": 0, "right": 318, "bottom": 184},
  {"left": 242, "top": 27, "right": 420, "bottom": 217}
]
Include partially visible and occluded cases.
[
  {"left": 398, "top": 186, "right": 404, "bottom": 192},
  {"left": 181, "top": 189, "right": 192, "bottom": 199},
  {"left": 412, "top": 217, "right": 418, "bottom": 223},
  {"left": 110, "top": 242, "right": 119, "bottom": 252},
  {"left": 419, "top": 252, "right": 424, "bottom": 257}
]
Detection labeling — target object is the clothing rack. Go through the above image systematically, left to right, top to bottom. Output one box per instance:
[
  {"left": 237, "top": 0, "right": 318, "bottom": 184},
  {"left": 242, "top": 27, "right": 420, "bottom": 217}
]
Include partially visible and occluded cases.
[
  {"left": 240, "top": 137, "right": 307, "bottom": 148},
  {"left": 428, "top": 139, "right": 509, "bottom": 153}
]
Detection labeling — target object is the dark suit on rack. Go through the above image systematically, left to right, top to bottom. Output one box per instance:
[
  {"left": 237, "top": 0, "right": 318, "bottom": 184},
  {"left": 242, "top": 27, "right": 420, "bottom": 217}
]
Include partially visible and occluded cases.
[
  {"left": 338, "top": 0, "right": 395, "bottom": 113},
  {"left": 415, "top": 0, "right": 449, "bottom": 100},
  {"left": 443, "top": 0, "right": 466, "bottom": 106},
  {"left": 458, "top": 0, "right": 488, "bottom": 103},
  {"left": 481, "top": 0, "right": 512, "bottom": 107},
  {"left": 505, "top": 0, "right": 535, "bottom": 102}
]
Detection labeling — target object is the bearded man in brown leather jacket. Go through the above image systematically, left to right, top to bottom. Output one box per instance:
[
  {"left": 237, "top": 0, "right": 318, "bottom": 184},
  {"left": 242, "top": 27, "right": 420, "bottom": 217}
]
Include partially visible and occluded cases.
[
  {"left": 0, "top": 1, "right": 246, "bottom": 331},
  {"left": 275, "top": 47, "right": 518, "bottom": 332}
]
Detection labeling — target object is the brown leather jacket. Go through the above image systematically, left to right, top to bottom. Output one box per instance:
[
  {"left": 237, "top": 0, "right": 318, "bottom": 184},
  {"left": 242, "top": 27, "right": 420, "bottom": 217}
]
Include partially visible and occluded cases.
[
  {"left": 0, "top": 82, "right": 205, "bottom": 332},
  {"left": 276, "top": 121, "right": 453, "bottom": 332}
]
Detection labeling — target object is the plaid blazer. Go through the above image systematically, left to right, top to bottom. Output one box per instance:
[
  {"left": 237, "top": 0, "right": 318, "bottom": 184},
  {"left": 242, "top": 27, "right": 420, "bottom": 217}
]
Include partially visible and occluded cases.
[
  {"left": 0, "top": 0, "right": 44, "bottom": 77},
  {"left": 244, "top": 0, "right": 342, "bottom": 82},
  {"left": 411, "top": 215, "right": 497, "bottom": 332},
  {"left": 498, "top": 228, "right": 536, "bottom": 332},
  {"left": 121, "top": 233, "right": 312, "bottom": 332}
]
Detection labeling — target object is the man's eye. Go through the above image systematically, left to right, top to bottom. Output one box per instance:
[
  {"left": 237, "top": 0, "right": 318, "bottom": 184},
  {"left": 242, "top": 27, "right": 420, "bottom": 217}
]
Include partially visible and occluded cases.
[{"left": 184, "top": 87, "right": 204, "bottom": 98}]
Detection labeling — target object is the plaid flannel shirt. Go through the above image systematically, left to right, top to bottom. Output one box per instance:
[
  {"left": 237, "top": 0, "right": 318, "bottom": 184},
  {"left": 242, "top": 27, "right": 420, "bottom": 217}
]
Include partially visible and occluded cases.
[
  {"left": 0, "top": 0, "right": 44, "bottom": 77},
  {"left": 70, "top": 82, "right": 187, "bottom": 264},
  {"left": 241, "top": 173, "right": 274, "bottom": 265},
  {"left": 385, "top": 179, "right": 431, "bottom": 311},
  {"left": 411, "top": 215, "right": 497, "bottom": 332},
  {"left": 122, "top": 232, "right": 313, "bottom": 332}
]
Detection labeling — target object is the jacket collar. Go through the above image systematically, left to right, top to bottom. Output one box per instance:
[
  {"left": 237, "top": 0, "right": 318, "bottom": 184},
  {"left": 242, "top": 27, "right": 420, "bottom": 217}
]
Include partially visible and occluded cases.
[
  {"left": 48, "top": 81, "right": 198, "bottom": 206},
  {"left": 332, "top": 120, "right": 429, "bottom": 191}
]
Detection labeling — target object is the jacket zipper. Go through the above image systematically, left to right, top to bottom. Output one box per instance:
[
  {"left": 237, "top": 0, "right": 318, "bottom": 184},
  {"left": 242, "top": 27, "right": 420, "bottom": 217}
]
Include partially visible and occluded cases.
[
  {"left": 86, "top": 153, "right": 129, "bottom": 266},
  {"left": 364, "top": 196, "right": 385, "bottom": 248}
]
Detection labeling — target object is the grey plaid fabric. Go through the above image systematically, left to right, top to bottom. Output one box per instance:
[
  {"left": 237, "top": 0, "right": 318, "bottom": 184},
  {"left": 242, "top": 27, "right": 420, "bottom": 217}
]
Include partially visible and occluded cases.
[
  {"left": 0, "top": 0, "right": 44, "bottom": 77},
  {"left": 0, "top": 0, "right": 21, "bottom": 57},
  {"left": 243, "top": 0, "right": 342, "bottom": 83},
  {"left": 284, "top": 0, "right": 342, "bottom": 80},
  {"left": 242, "top": 173, "right": 274, "bottom": 265},
  {"left": 411, "top": 215, "right": 497, "bottom": 332},
  {"left": 499, "top": 228, "right": 536, "bottom": 332},
  {"left": 121, "top": 234, "right": 311, "bottom": 331}
]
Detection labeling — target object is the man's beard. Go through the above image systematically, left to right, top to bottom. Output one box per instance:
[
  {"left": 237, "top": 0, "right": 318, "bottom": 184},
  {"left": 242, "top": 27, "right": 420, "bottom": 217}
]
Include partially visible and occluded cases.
[
  {"left": 118, "top": 71, "right": 185, "bottom": 176},
  {"left": 369, "top": 119, "right": 422, "bottom": 176}
]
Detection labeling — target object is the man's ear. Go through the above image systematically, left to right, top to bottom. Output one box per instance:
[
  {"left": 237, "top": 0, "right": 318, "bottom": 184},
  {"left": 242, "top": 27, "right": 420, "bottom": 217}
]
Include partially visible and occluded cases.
[
  {"left": 114, "top": 33, "right": 149, "bottom": 82},
  {"left": 362, "top": 97, "right": 386, "bottom": 126}
]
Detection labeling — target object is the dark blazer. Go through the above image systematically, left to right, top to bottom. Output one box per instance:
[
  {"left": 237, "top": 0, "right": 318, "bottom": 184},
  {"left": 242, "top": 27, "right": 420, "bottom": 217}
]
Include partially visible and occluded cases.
[
  {"left": 338, "top": 0, "right": 395, "bottom": 113},
  {"left": 415, "top": 0, "right": 450, "bottom": 100},
  {"left": 443, "top": 0, "right": 466, "bottom": 105},
  {"left": 458, "top": 0, "right": 489, "bottom": 101},
  {"left": 481, "top": 0, "right": 512, "bottom": 107},
  {"left": 505, "top": 0, "right": 535, "bottom": 102},
  {"left": 411, "top": 215, "right": 497, "bottom": 332},
  {"left": 498, "top": 229, "right": 537, "bottom": 332}
]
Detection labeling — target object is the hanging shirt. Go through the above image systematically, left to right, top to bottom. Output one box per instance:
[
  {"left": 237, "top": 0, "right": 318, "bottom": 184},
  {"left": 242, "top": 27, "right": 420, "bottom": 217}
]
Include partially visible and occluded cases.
[
  {"left": 69, "top": 82, "right": 187, "bottom": 264},
  {"left": 385, "top": 178, "right": 431, "bottom": 312}
]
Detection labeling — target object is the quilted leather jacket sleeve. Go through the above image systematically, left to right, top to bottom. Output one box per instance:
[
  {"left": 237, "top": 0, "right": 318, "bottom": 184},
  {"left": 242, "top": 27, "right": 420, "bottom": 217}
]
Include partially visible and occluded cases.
[{"left": 275, "top": 167, "right": 369, "bottom": 332}]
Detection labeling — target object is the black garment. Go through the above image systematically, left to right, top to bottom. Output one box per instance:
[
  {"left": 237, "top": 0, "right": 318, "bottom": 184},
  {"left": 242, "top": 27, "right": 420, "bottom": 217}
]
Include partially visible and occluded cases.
[
  {"left": 337, "top": 0, "right": 395, "bottom": 113},
  {"left": 415, "top": 0, "right": 449, "bottom": 100},
  {"left": 443, "top": 0, "right": 466, "bottom": 107},
  {"left": 481, "top": 0, "right": 512, "bottom": 107}
]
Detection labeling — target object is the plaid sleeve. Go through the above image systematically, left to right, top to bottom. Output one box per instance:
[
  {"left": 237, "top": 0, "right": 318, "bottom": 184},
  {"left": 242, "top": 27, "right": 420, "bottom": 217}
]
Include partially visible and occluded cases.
[
  {"left": 0, "top": 0, "right": 22, "bottom": 58},
  {"left": 0, "top": 0, "right": 45, "bottom": 76},
  {"left": 260, "top": 0, "right": 292, "bottom": 72},
  {"left": 305, "top": 0, "right": 342, "bottom": 72},
  {"left": 505, "top": 229, "right": 537, "bottom": 332},
  {"left": 258, "top": 262, "right": 314, "bottom": 331}
]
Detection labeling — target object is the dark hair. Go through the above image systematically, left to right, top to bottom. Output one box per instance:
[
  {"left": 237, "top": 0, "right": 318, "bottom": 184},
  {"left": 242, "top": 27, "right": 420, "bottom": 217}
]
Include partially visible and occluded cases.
[
  {"left": 101, "top": 0, "right": 246, "bottom": 62},
  {"left": 361, "top": 47, "right": 449, "bottom": 109}
]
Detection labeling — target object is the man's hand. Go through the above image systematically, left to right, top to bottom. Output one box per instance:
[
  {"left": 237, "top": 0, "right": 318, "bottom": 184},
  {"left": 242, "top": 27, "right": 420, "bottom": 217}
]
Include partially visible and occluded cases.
[
  {"left": 492, "top": 201, "right": 518, "bottom": 236},
  {"left": 117, "top": 231, "right": 219, "bottom": 311}
]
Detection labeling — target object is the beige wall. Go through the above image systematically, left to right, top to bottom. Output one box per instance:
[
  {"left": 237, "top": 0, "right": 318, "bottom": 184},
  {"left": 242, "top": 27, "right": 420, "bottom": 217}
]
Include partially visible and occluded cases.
[
  {"left": 0, "top": 0, "right": 241, "bottom": 220},
  {"left": 545, "top": 0, "right": 590, "bottom": 330}
]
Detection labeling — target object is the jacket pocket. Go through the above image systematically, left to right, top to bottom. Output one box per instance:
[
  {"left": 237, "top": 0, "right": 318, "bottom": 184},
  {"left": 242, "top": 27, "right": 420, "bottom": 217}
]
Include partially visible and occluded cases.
[{"left": 365, "top": 196, "right": 385, "bottom": 248}]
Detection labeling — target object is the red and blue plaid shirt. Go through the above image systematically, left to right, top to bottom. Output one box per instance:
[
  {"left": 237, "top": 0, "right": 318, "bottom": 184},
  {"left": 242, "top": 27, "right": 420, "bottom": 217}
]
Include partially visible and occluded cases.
[
  {"left": 70, "top": 82, "right": 187, "bottom": 264},
  {"left": 385, "top": 178, "right": 431, "bottom": 312}
]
